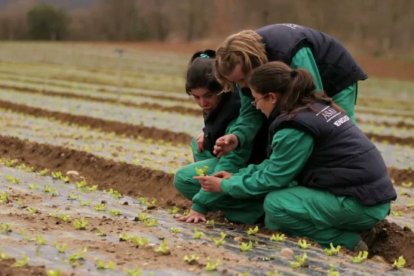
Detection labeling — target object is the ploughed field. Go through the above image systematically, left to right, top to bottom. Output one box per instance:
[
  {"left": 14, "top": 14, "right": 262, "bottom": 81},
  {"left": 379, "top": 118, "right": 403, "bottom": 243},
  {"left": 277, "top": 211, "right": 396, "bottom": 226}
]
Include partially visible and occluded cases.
[{"left": 0, "top": 42, "right": 413, "bottom": 275}]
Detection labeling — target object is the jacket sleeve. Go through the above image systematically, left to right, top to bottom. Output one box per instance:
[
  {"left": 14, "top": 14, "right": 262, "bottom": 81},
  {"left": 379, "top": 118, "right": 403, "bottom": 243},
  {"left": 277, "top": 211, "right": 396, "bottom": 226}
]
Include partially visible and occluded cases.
[
  {"left": 291, "top": 47, "right": 323, "bottom": 91},
  {"left": 228, "top": 87, "right": 266, "bottom": 148},
  {"left": 212, "top": 118, "right": 252, "bottom": 173},
  {"left": 220, "top": 128, "right": 314, "bottom": 198}
]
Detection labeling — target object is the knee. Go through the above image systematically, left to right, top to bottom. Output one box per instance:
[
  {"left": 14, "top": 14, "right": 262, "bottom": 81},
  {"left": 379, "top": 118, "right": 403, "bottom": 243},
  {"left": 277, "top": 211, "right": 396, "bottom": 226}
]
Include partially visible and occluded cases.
[
  {"left": 173, "top": 167, "right": 191, "bottom": 192},
  {"left": 263, "top": 191, "right": 284, "bottom": 215}
]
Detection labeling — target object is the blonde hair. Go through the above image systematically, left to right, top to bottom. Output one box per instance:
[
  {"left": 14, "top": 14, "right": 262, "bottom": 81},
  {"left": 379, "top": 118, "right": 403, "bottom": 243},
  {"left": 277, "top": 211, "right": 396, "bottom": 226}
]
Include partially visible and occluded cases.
[{"left": 215, "top": 30, "right": 268, "bottom": 91}]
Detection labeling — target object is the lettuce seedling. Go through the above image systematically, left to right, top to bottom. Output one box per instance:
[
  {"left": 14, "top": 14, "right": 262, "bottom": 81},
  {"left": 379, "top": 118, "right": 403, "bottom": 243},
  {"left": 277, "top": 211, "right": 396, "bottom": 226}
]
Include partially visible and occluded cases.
[
  {"left": 195, "top": 166, "right": 209, "bottom": 176},
  {"left": 38, "top": 168, "right": 49, "bottom": 176},
  {"left": 4, "top": 175, "right": 20, "bottom": 184},
  {"left": 0, "top": 192, "right": 9, "bottom": 203},
  {"left": 94, "top": 203, "right": 106, "bottom": 212},
  {"left": 168, "top": 207, "right": 180, "bottom": 215},
  {"left": 109, "top": 209, "right": 121, "bottom": 216},
  {"left": 73, "top": 218, "right": 89, "bottom": 230},
  {"left": 0, "top": 223, "right": 12, "bottom": 234},
  {"left": 247, "top": 225, "right": 259, "bottom": 235},
  {"left": 169, "top": 227, "right": 181, "bottom": 234},
  {"left": 193, "top": 227, "right": 205, "bottom": 239},
  {"left": 212, "top": 232, "right": 227, "bottom": 247},
  {"left": 270, "top": 233, "right": 286, "bottom": 242},
  {"left": 33, "top": 235, "right": 47, "bottom": 246},
  {"left": 129, "top": 236, "right": 149, "bottom": 248},
  {"left": 298, "top": 239, "right": 311, "bottom": 249},
  {"left": 154, "top": 240, "right": 170, "bottom": 255},
  {"left": 240, "top": 240, "right": 253, "bottom": 253},
  {"left": 54, "top": 242, "right": 68, "bottom": 253},
  {"left": 324, "top": 243, "right": 341, "bottom": 256},
  {"left": 69, "top": 248, "right": 87, "bottom": 266},
  {"left": 351, "top": 251, "right": 368, "bottom": 263},
  {"left": 290, "top": 253, "right": 308, "bottom": 269},
  {"left": 12, "top": 254, "right": 28, "bottom": 267},
  {"left": 183, "top": 254, "right": 199, "bottom": 265},
  {"left": 392, "top": 256, "right": 406, "bottom": 269},
  {"left": 204, "top": 258, "right": 220, "bottom": 271},
  {"left": 95, "top": 259, "right": 116, "bottom": 270},
  {"left": 328, "top": 264, "right": 340, "bottom": 276},
  {"left": 124, "top": 267, "right": 142, "bottom": 276},
  {"left": 46, "top": 269, "right": 62, "bottom": 276},
  {"left": 266, "top": 270, "right": 279, "bottom": 276}
]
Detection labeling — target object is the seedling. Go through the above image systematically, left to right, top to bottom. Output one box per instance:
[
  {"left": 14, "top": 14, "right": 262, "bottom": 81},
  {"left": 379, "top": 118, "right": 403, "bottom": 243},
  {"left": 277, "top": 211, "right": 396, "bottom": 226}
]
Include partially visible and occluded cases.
[
  {"left": 3, "top": 159, "right": 18, "bottom": 167},
  {"left": 17, "top": 164, "right": 34, "bottom": 172},
  {"left": 195, "top": 165, "right": 209, "bottom": 176},
  {"left": 38, "top": 168, "right": 49, "bottom": 176},
  {"left": 51, "top": 171, "right": 69, "bottom": 182},
  {"left": 5, "top": 175, "right": 20, "bottom": 184},
  {"left": 76, "top": 179, "right": 88, "bottom": 189},
  {"left": 28, "top": 183, "right": 39, "bottom": 190},
  {"left": 43, "top": 184, "right": 58, "bottom": 196},
  {"left": 84, "top": 185, "right": 97, "bottom": 192},
  {"left": 106, "top": 188, "right": 122, "bottom": 199},
  {"left": 0, "top": 192, "right": 9, "bottom": 203},
  {"left": 67, "top": 193, "right": 79, "bottom": 200},
  {"left": 138, "top": 197, "right": 157, "bottom": 208},
  {"left": 80, "top": 200, "right": 92, "bottom": 206},
  {"left": 94, "top": 203, "right": 106, "bottom": 212},
  {"left": 27, "top": 207, "right": 39, "bottom": 215},
  {"left": 168, "top": 207, "right": 180, "bottom": 215},
  {"left": 109, "top": 209, "right": 121, "bottom": 216},
  {"left": 136, "top": 212, "right": 150, "bottom": 221},
  {"left": 56, "top": 213, "right": 71, "bottom": 223},
  {"left": 73, "top": 217, "right": 89, "bottom": 230},
  {"left": 143, "top": 218, "right": 158, "bottom": 227},
  {"left": 206, "top": 219, "right": 215, "bottom": 228},
  {"left": 0, "top": 223, "right": 12, "bottom": 234},
  {"left": 247, "top": 225, "right": 259, "bottom": 235},
  {"left": 169, "top": 227, "right": 181, "bottom": 234},
  {"left": 193, "top": 227, "right": 205, "bottom": 239},
  {"left": 96, "top": 228, "right": 107, "bottom": 237},
  {"left": 212, "top": 232, "right": 227, "bottom": 247},
  {"left": 119, "top": 233, "right": 132, "bottom": 241},
  {"left": 270, "top": 233, "right": 286, "bottom": 242},
  {"left": 33, "top": 235, "right": 47, "bottom": 246},
  {"left": 129, "top": 236, "right": 149, "bottom": 248},
  {"left": 298, "top": 239, "right": 311, "bottom": 249},
  {"left": 154, "top": 240, "right": 170, "bottom": 255},
  {"left": 240, "top": 240, "right": 254, "bottom": 253},
  {"left": 54, "top": 242, "right": 68, "bottom": 253},
  {"left": 324, "top": 243, "right": 341, "bottom": 256},
  {"left": 69, "top": 248, "right": 87, "bottom": 266},
  {"left": 0, "top": 251, "right": 10, "bottom": 260},
  {"left": 351, "top": 251, "right": 368, "bottom": 263},
  {"left": 290, "top": 253, "right": 308, "bottom": 269},
  {"left": 12, "top": 254, "right": 28, "bottom": 267},
  {"left": 183, "top": 254, "right": 200, "bottom": 264},
  {"left": 392, "top": 256, "right": 406, "bottom": 269},
  {"left": 204, "top": 257, "right": 220, "bottom": 271},
  {"left": 95, "top": 259, "right": 116, "bottom": 270},
  {"left": 328, "top": 264, "right": 340, "bottom": 276},
  {"left": 124, "top": 267, "right": 142, "bottom": 276},
  {"left": 46, "top": 270, "right": 62, "bottom": 276},
  {"left": 266, "top": 270, "right": 279, "bottom": 276},
  {"left": 237, "top": 273, "right": 250, "bottom": 276}
]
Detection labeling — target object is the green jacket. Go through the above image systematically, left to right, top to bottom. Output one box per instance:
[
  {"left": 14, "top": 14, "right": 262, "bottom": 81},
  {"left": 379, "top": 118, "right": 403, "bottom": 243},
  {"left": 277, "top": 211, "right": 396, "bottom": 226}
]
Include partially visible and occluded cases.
[{"left": 220, "top": 128, "right": 314, "bottom": 198}]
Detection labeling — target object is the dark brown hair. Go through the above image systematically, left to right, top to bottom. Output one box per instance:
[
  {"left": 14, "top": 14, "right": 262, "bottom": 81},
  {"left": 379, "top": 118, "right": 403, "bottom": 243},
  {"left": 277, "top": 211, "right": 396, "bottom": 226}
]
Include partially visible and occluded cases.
[
  {"left": 185, "top": 49, "right": 222, "bottom": 95},
  {"left": 248, "top": 61, "right": 338, "bottom": 113}
]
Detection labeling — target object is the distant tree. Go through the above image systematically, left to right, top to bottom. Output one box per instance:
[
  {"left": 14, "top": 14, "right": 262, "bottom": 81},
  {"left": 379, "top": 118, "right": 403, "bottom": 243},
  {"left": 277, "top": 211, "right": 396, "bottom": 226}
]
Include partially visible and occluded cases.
[{"left": 26, "top": 4, "right": 69, "bottom": 40}]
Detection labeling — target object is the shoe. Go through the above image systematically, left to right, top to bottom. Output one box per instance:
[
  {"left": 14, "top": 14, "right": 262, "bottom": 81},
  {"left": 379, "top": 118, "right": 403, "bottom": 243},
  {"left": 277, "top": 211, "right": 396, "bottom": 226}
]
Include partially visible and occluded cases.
[{"left": 353, "top": 239, "right": 368, "bottom": 252}]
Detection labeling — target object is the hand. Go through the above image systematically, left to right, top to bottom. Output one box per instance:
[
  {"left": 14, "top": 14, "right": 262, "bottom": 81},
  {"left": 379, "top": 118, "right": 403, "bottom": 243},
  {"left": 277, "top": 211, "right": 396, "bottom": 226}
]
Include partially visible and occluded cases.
[
  {"left": 196, "top": 132, "right": 205, "bottom": 152},
  {"left": 213, "top": 134, "right": 239, "bottom": 157},
  {"left": 214, "top": 171, "right": 232, "bottom": 179},
  {"left": 194, "top": 175, "right": 223, "bottom": 192},
  {"left": 175, "top": 209, "right": 206, "bottom": 223}
]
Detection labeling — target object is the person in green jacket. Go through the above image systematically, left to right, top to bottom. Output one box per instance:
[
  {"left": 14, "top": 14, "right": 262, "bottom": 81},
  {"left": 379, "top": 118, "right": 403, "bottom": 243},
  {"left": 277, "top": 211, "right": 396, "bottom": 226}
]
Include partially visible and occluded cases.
[
  {"left": 213, "top": 23, "right": 366, "bottom": 157},
  {"left": 174, "top": 50, "right": 265, "bottom": 224},
  {"left": 195, "top": 61, "right": 396, "bottom": 251}
]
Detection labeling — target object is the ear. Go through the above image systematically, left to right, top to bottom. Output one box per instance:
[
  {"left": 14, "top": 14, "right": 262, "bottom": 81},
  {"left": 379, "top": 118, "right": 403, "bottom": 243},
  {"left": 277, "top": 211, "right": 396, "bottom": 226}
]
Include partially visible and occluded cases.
[{"left": 268, "top": 92, "right": 279, "bottom": 104}]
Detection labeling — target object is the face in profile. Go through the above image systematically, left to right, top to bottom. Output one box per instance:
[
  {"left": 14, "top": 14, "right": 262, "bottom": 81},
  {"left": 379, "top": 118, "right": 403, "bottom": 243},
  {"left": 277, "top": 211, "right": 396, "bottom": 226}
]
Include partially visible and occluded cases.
[
  {"left": 226, "top": 64, "right": 248, "bottom": 88},
  {"left": 190, "top": 88, "right": 220, "bottom": 113},
  {"left": 251, "top": 89, "right": 278, "bottom": 118}
]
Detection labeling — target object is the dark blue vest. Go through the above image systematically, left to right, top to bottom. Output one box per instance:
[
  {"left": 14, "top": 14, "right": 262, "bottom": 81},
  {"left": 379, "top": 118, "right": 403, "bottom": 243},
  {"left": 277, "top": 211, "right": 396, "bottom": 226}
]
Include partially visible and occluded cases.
[
  {"left": 256, "top": 24, "right": 367, "bottom": 97},
  {"left": 203, "top": 91, "right": 240, "bottom": 153},
  {"left": 268, "top": 102, "right": 396, "bottom": 205}
]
